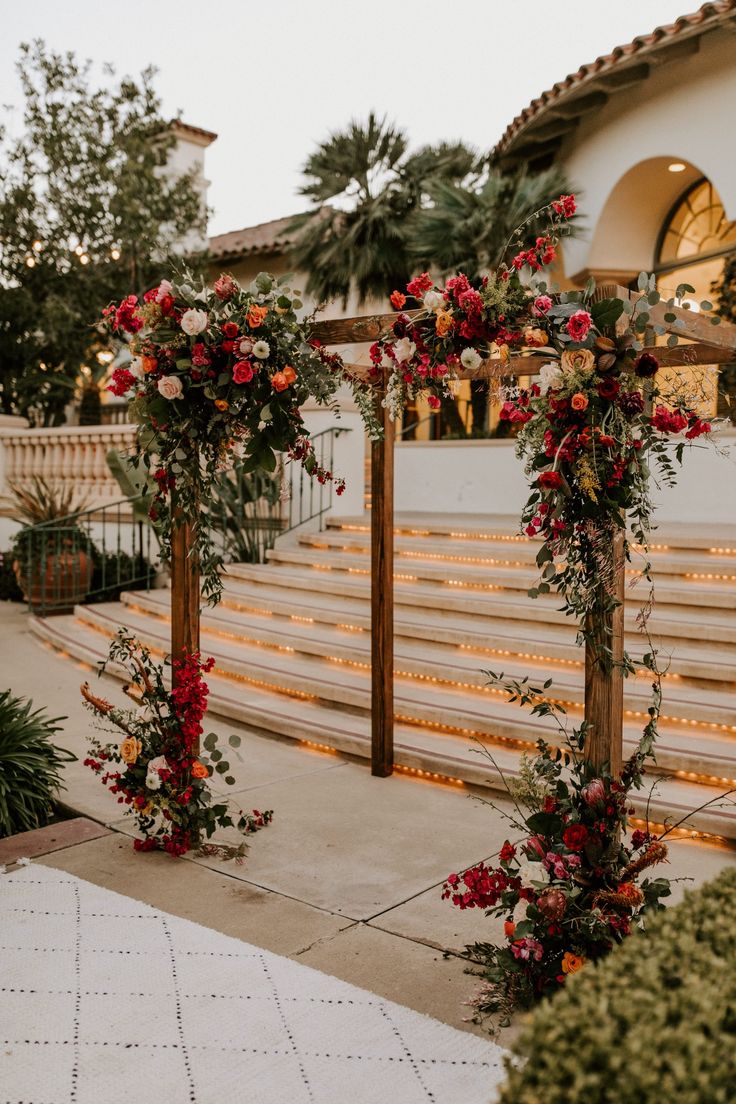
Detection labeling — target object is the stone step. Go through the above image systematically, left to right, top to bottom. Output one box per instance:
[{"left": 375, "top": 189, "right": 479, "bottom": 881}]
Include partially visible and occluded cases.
[
  {"left": 326, "top": 513, "right": 736, "bottom": 554},
  {"left": 302, "top": 530, "right": 736, "bottom": 581},
  {"left": 266, "top": 546, "right": 736, "bottom": 613},
  {"left": 224, "top": 562, "right": 736, "bottom": 644},
  {"left": 122, "top": 589, "right": 736, "bottom": 727},
  {"left": 66, "top": 601, "right": 736, "bottom": 786},
  {"left": 29, "top": 611, "right": 736, "bottom": 840}
]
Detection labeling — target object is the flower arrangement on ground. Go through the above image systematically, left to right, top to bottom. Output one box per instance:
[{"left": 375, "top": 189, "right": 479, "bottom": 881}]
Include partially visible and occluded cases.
[
  {"left": 105, "top": 271, "right": 378, "bottom": 603},
  {"left": 82, "top": 631, "right": 272, "bottom": 858},
  {"left": 442, "top": 673, "right": 678, "bottom": 1025}
]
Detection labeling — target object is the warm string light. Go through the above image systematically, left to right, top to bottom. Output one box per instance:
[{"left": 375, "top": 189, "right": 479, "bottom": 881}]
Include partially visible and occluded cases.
[{"left": 627, "top": 816, "right": 731, "bottom": 847}]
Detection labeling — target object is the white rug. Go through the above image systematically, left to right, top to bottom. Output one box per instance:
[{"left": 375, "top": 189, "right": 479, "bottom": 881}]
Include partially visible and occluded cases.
[{"left": 0, "top": 864, "right": 507, "bottom": 1104}]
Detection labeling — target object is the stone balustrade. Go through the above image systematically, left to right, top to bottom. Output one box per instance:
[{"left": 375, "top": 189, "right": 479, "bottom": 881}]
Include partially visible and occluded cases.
[{"left": 0, "top": 422, "right": 138, "bottom": 516}]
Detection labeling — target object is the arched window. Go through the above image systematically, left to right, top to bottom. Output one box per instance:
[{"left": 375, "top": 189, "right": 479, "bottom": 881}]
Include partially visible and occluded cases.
[{"left": 656, "top": 179, "right": 736, "bottom": 420}]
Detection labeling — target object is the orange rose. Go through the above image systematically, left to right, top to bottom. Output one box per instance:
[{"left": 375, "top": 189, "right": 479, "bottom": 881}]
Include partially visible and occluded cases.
[
  {"left": 247, "top": 305, "right": 268, "bottom": 329},
  {"left": 435, "top": 309, "right": 454, "bottom": 337},
  {"left": 523, "top": 326, "right": 549, "bottom": 347},
  {"left": 141, "top": 355, "right": 158, "bottom": 374},
  {"left": 282, "top": 365, "right": 297, "bottom": 385},
  {"left": 271, "top": 372, "right": 289, "bottom": 392},
  {"left": 571, "top": 392, "right": 589, "bottom": 412},
  {"left": 215, "top": 399, "right": 229, "bottom": 411},
  {"left": 119, "top": 736, "right": 142, "bottom": 765},
  {"left": 191, "top": 760, "right": 209, "bottom": 780},
  {"left": 503, "top": 920, "right": 515, "bottom": 938},
  {"left": 561, "top": 951, "right": 587, "bottom": 975}
]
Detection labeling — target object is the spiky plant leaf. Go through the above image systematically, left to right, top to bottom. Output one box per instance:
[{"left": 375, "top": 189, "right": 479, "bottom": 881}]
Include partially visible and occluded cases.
[{"left": 0, "top": 690, "right": 74, "bottom": 837}]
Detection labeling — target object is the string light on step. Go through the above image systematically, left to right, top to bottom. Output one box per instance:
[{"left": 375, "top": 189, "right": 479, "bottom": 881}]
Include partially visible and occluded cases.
[
  {"left": 709, "top": 547, "right": 736, "bottom": 555},
  {"left": 393, "top": 763, "right": 465, "bottom": 788},
  {"left": 674, "top": 769, "right": 736, "bottom": 787},
  {"left": 627, "top": 816, "right": 730, "bottom": 847}
]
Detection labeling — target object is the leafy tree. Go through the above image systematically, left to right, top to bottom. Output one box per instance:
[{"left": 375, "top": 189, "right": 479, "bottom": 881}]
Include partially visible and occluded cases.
[
  {"left": 0, "top": 41, "right": 207, "bottom": 425},
  {"left": 289, "top": 113, "right": 476, "bottom": 306}
]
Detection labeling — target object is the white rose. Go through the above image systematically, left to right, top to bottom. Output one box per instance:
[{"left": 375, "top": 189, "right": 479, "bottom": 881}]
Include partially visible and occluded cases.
[
  {"left": 424, "top": 290, "right": 445, "bottom": 312},
  {"left": 180, "top": 308, "right": 209, "bottom": 336},
  {"left": 393, "top": 337, "right": 416, "bottom": 364},
  {"left": 252, "top": 340, "right": 270, "bottom": 360},
  {"left": 460, "top": 347, "right": 482, "bottom": 371},
  {"left": 379, "top": 352, "right": 394, "bottom": 371},
  {"left": 129, "top": 357, "right": 144, "bottom": 380},
  {"left": 538, "top": 362, "right": 564, "bottom": 395},
  {"left": 157, "top": 375, "right": 183, "bottom": 400},
  {"left": 145, "top": 755, "right": 169, "bottom": 792},
  {"left": 517, "top": 860, "right": 545, "bottom": 889},
  {"left": 512, "top": 898, "right": 529, "bottom": 926}
]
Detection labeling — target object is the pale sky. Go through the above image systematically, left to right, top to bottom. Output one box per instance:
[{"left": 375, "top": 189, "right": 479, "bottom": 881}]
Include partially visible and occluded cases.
[{"left": 2, "top": 0, "right": 697, "bottom": 235}]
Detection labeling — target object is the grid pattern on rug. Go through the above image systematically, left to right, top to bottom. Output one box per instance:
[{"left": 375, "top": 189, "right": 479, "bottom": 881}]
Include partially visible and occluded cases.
[{"left": 0, "top": 864, "right": 507, "bottom": 1104}]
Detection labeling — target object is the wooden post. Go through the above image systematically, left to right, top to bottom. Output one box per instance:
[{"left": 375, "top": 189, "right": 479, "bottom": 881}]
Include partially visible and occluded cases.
[
  {"left": 370, "top": 374, "right": 394, "bottom": 776},
  {"left": 170, "top": 494, "right": 201, "bottom": 750},
  {"left": 583, "top": 528, "right": 625, "bottom": 776}
]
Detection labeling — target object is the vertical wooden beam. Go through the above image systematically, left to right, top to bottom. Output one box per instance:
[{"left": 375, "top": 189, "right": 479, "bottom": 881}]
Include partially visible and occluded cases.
[
  {"left": 370, "top": 377, "right": 394, "bottom": 776},
  {"left": 170, "top": 495, "right": 201, "bottom": 750},
  {"left": 583, "top": 528, "right": 625, "bottom": 776}
]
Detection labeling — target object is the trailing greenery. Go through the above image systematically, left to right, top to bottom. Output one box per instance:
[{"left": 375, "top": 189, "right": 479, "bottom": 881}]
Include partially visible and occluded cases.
[
  {"left": 0, "top": 690, "right": 74, "bottom": 836},
  {"left": 499, "top": 867, "right": 736, "bottom": 1103}
]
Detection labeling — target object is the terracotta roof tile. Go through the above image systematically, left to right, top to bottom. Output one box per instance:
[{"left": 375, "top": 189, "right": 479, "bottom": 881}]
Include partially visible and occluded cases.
[
  {"left": 493, "top": 1, "right": 736, "bottom": 159},
  {"left": 208, "top": 214, "right": 300, "bottom": 260}
]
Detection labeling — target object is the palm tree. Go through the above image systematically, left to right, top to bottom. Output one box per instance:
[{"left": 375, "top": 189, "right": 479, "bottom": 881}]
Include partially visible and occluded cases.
[
  {"left": 289, "top": 114, "right": 476, "bottom": 306},
  {"left": 408, "top": 165, "right": 576, "bottom": 280},
  {"left": 408, "top": 165, "right": 577, "bottom": 436}
]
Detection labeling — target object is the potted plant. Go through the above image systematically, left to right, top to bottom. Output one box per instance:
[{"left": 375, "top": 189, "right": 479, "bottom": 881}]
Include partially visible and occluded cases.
[{"left": 10, "top": 478, "right": 93, "bottom": 614}]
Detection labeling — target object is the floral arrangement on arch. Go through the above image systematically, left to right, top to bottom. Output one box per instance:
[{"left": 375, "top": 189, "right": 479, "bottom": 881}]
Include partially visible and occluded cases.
[
  {"left": 376, "top": 196, "right": 717, "bottom": 625},
  {"left": 105, "top": 271, "right": 378, "bottom": 603},
  {"left": 82, "top": 631, "right": 272, "bottom": 858}
]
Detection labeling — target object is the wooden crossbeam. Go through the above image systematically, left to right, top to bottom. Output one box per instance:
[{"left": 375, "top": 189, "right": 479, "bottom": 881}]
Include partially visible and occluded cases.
[{"left": 601, "top": 284, "right": 736, "bottom": 350}]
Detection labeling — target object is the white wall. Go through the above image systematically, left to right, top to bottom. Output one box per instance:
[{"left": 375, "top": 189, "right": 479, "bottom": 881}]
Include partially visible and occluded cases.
[
  {"left": 560, "top": 32, "right": 736, "bottom": 280},
  {"left": 300, "top": 398, "right": 366, "bottom": 518},
  {"left": 394, "top": 434, "right": 736, "bottom": 526}
]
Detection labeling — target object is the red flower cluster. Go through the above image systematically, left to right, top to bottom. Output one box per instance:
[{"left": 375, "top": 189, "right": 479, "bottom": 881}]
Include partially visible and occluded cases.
[
  {"left": 552, "top": 194, "right": 577, "bottom": 218},
  {"left": 512, "top": 236, "right": 556, "bottom": 273},
  {"left": 108, "top": 367, "right": 136, "bottom": 397},
  {"left": 171, "top": 653, "right": 215, "bottom": 752},
  {"left": 441, "top": 861, "right": 520, "bottom": 910}
]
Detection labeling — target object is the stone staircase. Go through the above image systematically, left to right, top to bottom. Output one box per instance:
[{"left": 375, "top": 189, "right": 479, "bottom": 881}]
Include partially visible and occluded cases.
[{"left": 31, "top": 513, "right": 736, "bottom": 839}]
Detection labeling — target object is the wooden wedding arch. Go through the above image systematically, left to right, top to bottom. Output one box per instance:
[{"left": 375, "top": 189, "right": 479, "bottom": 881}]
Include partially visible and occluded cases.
[{"left": 171, "top": 286, "right": 736, "bottom": 778}]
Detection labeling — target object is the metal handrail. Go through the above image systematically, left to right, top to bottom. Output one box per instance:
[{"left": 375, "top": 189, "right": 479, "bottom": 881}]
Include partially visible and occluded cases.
[{"left": 16, "top": 496, "right": 157, "bottom": 617}]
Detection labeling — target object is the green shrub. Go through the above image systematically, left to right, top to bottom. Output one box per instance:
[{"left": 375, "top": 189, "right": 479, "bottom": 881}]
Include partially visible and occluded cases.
[
  {"left": 0, "top": 691, "right": 75, "bottom": 837},
  {"left": 500, "top": 866, "right": 736, "bottom": 1103}
]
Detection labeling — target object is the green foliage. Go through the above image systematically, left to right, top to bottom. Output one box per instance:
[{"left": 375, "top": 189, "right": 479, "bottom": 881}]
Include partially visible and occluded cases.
[
  {"left": 0, "top": 40, "right": 207, "bottom": 425},
  {"left": 290, "top": 113, "right": 478, "bottom": 305},
  {"left": 711, "top": 252, "right": 736, "bottom": 421},
  {"left": 206, "top": 467, "right": 283, "bottom": 565},
  {"left": 0, "top": 550, "right": 23, "bottom": 601},
  {"left": 0, "top": 690, "right": 74, "bottom": 836},
  {"left": 500, "top": 867, "right": 736, "bottom": 1103}
]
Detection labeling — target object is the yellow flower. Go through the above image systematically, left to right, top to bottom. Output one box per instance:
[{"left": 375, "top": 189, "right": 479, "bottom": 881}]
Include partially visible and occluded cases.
[
  {"left": 435, "top": 309, "right": 454, "bottom": 337},
  {"left": 523, "top": 326, "right": 548, "bottom": 347},
  {"left": 561, "top": 348, "right": 595, "bottom": 375},
  {"left": 120, "top": 736, "right": 142, "bottom": 765},
  {"left": 561, "top": 951, "right": 587, "bottom": 974}
]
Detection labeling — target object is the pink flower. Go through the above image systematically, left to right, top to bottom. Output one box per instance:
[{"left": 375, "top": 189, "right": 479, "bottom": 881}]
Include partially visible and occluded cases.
[
  {"left": 214, "top": 274, "right": 237, "bottom": 300},
  {"left": 155, "top": 279, "right": 174, "bottom": 303},
  {"left": 532, "top": 295, "right": 553, "bottom": 316},
  {"left": 566, "top": 310, "right": 592, "bottom": 342},
  {"left": 581, "top": 779, "right": 606, "bottom": 805},
  {"left": 511, "top": 937, "right": 544, "bottom": 963}
]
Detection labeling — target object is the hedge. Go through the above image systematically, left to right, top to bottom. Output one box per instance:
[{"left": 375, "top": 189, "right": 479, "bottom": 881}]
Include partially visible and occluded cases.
[{"left": 500, "top": 866, "right": 736, "bottom": 1104}]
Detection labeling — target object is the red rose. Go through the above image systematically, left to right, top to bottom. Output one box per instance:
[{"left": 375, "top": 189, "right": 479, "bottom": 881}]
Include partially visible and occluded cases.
[
  {"left": 159, "top": 293, "right": 175, "bottom": 316},
  {"left": 566, "top": 310, "right": 592, "bottom": 342},
  {"left": 222, "top": 321, "right": 239, "bottom": 338},
  {"left": 634, "top": 352, "right": 659, "bottom": 378},
  {"left": 232, "top": 360, "right": 255, "bottom": 384},
  {"left": 597, "top": 377, "right": 620, "bottom": 401},
  {"left": 538, "top": 471, "right": 563, "bottom": 490},
  {"left": 563, "top": 824, "right": 589, "bottom": 851},
  {"left": 499, "top": 841, "right": 516, "bottom": 862}
]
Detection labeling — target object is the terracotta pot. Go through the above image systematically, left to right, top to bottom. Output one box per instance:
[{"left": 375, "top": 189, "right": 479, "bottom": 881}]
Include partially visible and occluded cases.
[{"left": 13, "top": 548, "right": 93, "bottom": 614}]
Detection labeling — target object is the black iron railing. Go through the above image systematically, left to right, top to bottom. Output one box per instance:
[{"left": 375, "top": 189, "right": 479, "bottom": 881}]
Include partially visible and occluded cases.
[
  {"left": 19, "top": 426, "right": 349, "bottom": 615},
  {"left": 16, "top": 497, "right": 157, "bottom": 616}
]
